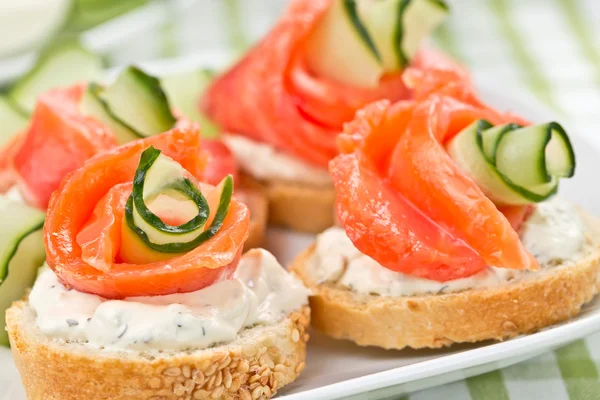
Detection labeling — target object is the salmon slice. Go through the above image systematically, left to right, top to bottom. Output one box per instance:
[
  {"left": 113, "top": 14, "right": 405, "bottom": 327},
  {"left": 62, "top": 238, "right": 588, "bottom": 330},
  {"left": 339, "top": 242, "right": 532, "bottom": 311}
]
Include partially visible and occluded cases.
[
  {"left": 202, "top": 0, "right": 465, "bottom": 167},
  {"left": 403, "top": 65, "right": 530, "bottom": 128},
  {"left": 13, "top": 85, "right": 118, "bottom": 208},
  {"left": 11, "top": 88, "right": 221, "bottom": 209},
  {"left": 331, "top": 95, "right": 538, "bottom": 281},
  {"left": 387, "top": 98, "right": 538, "bottom": 272},
  {"left": 45, "top": 126, "right": 250, "bottom": 299},
  {"left": 201, "top": 138, "right": 239, "bottom": 185},
  {"left": 331, "top": 153, "right": 487, "bottom": 281},
  {"left": 76, "top": 183, "right": 131, "bottom": 272},
  {"left": 500, "top": 205, "right": 535, "bottom": 232}
]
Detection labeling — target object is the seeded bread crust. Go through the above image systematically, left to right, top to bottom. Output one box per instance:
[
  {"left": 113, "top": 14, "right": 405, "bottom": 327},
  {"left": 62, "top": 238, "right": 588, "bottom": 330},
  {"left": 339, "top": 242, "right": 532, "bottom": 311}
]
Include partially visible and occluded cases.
[
  {"left": 239, "top": 173, "right": 335, "bottom": 234},
  {"left": 290, "top": 210, "right": 600, "bottom": 350},
  {"left": 6, "top": 302, "right": 310, "bottom": 400}
]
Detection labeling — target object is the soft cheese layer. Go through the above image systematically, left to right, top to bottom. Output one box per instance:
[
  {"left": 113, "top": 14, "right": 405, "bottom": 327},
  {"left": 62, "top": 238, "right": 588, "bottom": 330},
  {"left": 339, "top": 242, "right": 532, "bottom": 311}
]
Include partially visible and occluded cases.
[
  {"left": 223, "top": 134, "right": 332, "bottom": 186},
  {"left": 310, "top": 198, "right": 586, "bottom": 296},
  {"left": 30, "top": 249, "right": 309, "bottom": 351}
]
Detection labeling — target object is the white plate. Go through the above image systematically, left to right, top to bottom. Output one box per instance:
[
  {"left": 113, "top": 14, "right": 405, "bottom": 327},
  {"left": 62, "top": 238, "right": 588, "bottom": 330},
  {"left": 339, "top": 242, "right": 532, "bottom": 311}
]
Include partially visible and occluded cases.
[{"left": 2, "top": 55, "right": 600, "bottom": 400}]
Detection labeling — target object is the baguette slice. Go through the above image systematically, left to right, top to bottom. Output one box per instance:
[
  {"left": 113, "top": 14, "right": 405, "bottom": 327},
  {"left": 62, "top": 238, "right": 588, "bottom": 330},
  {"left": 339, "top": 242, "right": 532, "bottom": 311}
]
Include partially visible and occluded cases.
[
  {"left": 239, "top": 173, "right": 335, "bottom": 234},
  {"left": 290, "top": 210, "right": 600, "bottom": 350},
  {"left": 6, "top": 301, "right": 310, "bottom": 400}
]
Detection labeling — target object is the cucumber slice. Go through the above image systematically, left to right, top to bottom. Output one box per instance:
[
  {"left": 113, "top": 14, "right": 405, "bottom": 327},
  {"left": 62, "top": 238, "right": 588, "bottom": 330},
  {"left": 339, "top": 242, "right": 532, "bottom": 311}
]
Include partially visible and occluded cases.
[
  {"left": 304, "top": 0, "right": 383, "bottom": 88},
  {"left": 305, "top": 0, "right": 448, "bottom": 86},
  {"left": 357, "top": 0, "right": 448, "bottom": 69},
  {"left": 396, "top": 0, "right": 449, "bottom": 66},
  {"left": 8, "top": 42, "right": 103, "bottom": 115},
  {"left": 97, "top": 66, "right": 177, "bottom": 138},
  {"left": 160, "top": 68, "right": 221, "bottom": 138},
  {"left": 79, "top": 83, "right": 139, "bottom": 144},
  {"left": 0, "top": 96, "right": 28, "bottom": 149},
  {"left": 447, "top": 120, "right": 575, "bottom": 205},
  {"left": 480, "top": 123, "right": 518, "bottom": 160},
  {"left": 495, "top": 123, "right": 575, "bottom": 187},
  {"left": 123, "top": 147, "right": 233, "bottom": 257},
  {"left": 0, "top": 197, "right": 46, "bottom": 346}
]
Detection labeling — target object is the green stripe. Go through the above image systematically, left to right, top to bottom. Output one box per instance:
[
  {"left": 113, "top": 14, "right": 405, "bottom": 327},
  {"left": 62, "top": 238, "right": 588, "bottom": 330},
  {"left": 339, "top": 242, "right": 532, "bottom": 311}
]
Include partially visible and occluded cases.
[
  {"left": 223, "top": 0, "right": 249, "bottom": 54},
  {"left": 488, "top": 0, "right": 559, "bottom": 110},
  {"left": 557, "top": 0, "right": 600, "bottom": 86},
  {"left": 434, "top": 22, "right": 464, "bottom": 62},
  {"left": 555, "top": 340, "right": 600, "bottom": 399},
  {"left": 501, "top": 362, "right": 560, "bottom": 380},
  {"left": 466, "top": 370, "right": 510, "bottom": 400}
]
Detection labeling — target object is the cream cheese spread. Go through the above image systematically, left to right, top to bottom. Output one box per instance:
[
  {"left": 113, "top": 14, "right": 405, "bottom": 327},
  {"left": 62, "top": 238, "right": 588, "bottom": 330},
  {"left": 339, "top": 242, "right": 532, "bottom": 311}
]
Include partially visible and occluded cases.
[
  {"left": 222, "top": 134, "right": 332, "bottom": 186},
  {"left": 310, "top": 198, "right": 587, "bottom": 296},
  {"left": 30, "top": 249, "right": 309, "bottom": 351}
]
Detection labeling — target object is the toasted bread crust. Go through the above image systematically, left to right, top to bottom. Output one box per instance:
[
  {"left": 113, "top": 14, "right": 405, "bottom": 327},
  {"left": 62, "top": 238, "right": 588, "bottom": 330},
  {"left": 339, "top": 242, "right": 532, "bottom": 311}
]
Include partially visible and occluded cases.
[
  {"left": 239, "top": 173, "right": 335, "bottom": 234},
  {"left": 290, "top": 212, "right": 600, "bottom": 350},
  {"left": 6, "top": 302, "right": 310, "bottom": 400}
]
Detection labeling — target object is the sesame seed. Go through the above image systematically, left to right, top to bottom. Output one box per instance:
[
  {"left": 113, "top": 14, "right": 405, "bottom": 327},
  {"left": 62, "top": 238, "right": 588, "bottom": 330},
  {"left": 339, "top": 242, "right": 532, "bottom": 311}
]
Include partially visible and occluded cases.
[{"left": 291, "top": 329, "right": 300, "bottom": 343}]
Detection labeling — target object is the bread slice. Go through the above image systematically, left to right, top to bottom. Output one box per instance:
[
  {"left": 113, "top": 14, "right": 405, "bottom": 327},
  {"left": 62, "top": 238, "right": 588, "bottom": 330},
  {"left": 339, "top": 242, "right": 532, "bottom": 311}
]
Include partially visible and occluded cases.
[
  {"left": 239, "top": 173, "right": 335, "bottom": 234},
  {"left": 236, "top": 188, "right": 268, "bottom": 250},
  {"left": 290, "top": 210, "right": 600, "bottom": 350},
  {"left": 6, "top": 301, "right": 310, "bottom": 400}
]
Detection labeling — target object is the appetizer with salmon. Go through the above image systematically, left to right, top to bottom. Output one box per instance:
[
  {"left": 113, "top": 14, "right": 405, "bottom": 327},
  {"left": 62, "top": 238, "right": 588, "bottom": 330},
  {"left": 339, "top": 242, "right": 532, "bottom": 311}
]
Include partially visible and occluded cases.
[
  {"left": 203, "top": 0, "right": 459, "bottom": 232},
  {"left": 0, "top": 65, "right": 267, "bottom": 246},
  {"left": 0, "top": 65, "right": 267, "bottom": 354},
  {"left": 290, "top": 66, "right": 599, "bottom": 349},
  {"left": 6, "top": 127, "right": 310, "bottom": 400}
]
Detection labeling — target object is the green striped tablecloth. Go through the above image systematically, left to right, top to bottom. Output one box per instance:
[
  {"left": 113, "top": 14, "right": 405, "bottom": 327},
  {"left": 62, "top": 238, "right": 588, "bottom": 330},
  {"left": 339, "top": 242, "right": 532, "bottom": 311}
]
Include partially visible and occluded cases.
[{"left": 109, "top": 0, "right": 600, "bottom": 399}]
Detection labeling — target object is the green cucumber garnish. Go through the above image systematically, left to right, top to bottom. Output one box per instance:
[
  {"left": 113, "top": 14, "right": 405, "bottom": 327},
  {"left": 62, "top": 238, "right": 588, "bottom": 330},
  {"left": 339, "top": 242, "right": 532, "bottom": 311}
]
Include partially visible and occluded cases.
[
  {"left": 304, "top": 0, "right": 382, "bottom": 87},
  {"left": 305, "top": 0, "right": 448, "bottom": 87},
  {"left": 359, "top": 0, "right": 449, "bottom": 69},
  {"left": 393, "top": 0, "right": 449, "bottom": 67},
  {"left": 8, "top": 41, "right": 103, "bottom": 115},
  {"left": 81, "top": 66, "right": 177, "bottom": 143},
  {"left": 160, "top": 68, "right": 221, "bottom": 138},
  {"left": 79, "top": 83, "right": 140, "bottom": 144},
  {"left": 447, "top": 120, "right": 575, "bottom": 205},
  {"left": 124, "top": 147, "right": 232, "bottom": 254},
  {"left": 0, "top": 197, "right": 46, "bottom": 346}
]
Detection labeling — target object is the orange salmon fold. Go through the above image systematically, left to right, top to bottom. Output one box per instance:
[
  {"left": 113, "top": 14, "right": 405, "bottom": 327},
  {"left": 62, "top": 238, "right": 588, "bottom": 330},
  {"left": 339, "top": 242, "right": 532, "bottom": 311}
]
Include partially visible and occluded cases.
[
  {"left": 202, "top": 0, "right": 464, "bottom": 167},
  {"left": 331, "top": 74, "right": 539, "bottom": 281},
  {"left": 45, "top": 126, "right": 250, "bottom": 299}
]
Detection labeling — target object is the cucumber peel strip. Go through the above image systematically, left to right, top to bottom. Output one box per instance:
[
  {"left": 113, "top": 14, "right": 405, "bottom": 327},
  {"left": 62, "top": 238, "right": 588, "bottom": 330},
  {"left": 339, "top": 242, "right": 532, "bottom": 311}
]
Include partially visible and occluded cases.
[
  {"left": 344, "top": 0, "right": 382, "bottom": 62},
  {"left": 8, "top": 41, "right": 104, "bottom": 115},
  {"left": 83, "top": 66, "right": 177, "bottom": 141},
  {"left": 103, "top": 66, "right": 177, "bottom": 137},
  {"left": 80, "top": 83, "right": 140, "bottom": 144},
  {"left": 448, "top": 119, "right": 575, "bottom": 205},
  {"left": 493, "top": 121, "right": 575, "bottom": 187},
  {"left": 124, "top": 147, "right": 233, "bottom": 253},
  {"left": 0, "top": 201, "right": 45, "bottom": 285}
]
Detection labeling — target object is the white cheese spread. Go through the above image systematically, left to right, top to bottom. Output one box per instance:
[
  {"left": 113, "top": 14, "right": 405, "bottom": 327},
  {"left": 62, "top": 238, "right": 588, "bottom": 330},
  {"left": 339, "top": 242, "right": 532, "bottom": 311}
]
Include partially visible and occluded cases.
[
  {"left": 222, "top": 134, "right": 332, "bottom": 186},
  {"left": 310, "top": 198, "right": 587, "bottom": 296},
  {"left": 30, "top": 249, "right": 309, "bottom": 351}
]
